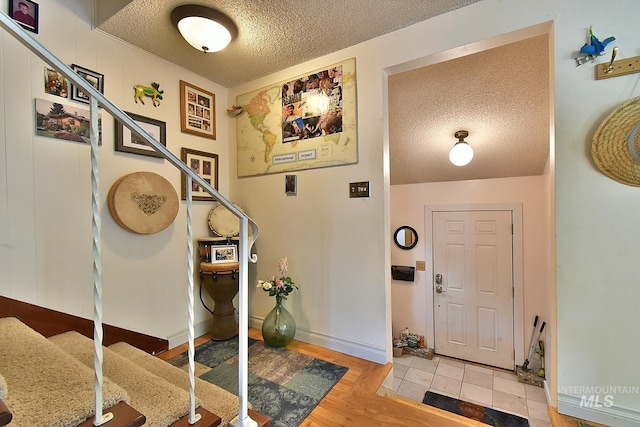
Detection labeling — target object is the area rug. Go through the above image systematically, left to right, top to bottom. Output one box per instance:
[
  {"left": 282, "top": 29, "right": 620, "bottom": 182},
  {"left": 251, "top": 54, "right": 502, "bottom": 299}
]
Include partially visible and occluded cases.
[
  {"left": 168, "top": 337, "right": 348, "bottom": 427},
  {"left": 422, "top": 391, "right": 530, "bottom": 426}
]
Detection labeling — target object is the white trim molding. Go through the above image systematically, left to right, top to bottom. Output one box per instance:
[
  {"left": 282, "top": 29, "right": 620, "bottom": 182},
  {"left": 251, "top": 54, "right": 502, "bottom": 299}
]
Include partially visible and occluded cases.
[
  {"left": 249, "top": 316, "right": 386, "bottom": 364},
  {"left": 168, "top": 319, "right": 211, "bottom": 349},
  {"left": 558, "top": 392, "right": 640, "bottom": 427}
]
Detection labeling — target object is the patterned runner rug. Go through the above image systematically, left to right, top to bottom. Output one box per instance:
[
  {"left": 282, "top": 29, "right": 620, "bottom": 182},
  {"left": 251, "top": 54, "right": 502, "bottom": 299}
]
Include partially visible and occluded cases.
[
  {"left": 168, "top": 336, "right": 348, "bottom": 427},
  {"left": 422, "top": 391, "right": 530, "bottom": 426}
]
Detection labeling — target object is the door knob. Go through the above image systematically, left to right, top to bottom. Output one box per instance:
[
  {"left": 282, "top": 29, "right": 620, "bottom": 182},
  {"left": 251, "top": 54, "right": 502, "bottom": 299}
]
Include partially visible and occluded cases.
[{"left": 435, "top": 273, "right": 445, "bottom": 293}]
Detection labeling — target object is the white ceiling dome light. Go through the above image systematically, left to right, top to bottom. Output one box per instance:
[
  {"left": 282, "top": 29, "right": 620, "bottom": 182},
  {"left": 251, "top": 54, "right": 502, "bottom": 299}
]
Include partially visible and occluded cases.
[
  {"left": 171, "top": 5, "right": 238, "bottom": 53},
  {"left": 449, "top": 130, "right": 474, "bottom": 166}
]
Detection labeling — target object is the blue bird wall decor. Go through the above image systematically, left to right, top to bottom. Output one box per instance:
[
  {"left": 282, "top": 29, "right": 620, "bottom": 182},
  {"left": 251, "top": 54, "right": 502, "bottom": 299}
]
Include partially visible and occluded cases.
[{"left": 574, "top": 27, "right": 615, "bottom": 66}]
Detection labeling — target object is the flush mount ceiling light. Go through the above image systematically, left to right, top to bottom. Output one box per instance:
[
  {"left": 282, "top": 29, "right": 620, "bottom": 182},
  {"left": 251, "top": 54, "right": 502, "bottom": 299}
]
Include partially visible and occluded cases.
[
  {"left": 171, "top": 5, "right": 238, "bottom": 53},
  {"left": 449, "top": 130, "right": 474, "bottom": 166}
]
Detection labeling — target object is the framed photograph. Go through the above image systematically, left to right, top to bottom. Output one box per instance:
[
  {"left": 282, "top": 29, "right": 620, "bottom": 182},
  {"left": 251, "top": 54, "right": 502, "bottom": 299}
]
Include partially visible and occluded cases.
[
  {"left": 9, "top": 0, "right": 38, "bottom": 33},
  {"left": 70, "top": 64, "right": 104, "bottom": 104},
  {"left": 44, "top": 67, "right": 68, "bottom": 98},
  {"left": 179, "top": 80, "right": 216, "bottom": 140},
  {"left": 35, "top": 98, "right": 102, "bottom": 144},
  {"left": 115, "top": 112, "right": 166, "bottom": 158},
  {"left": 180, "top": 147, "right": 218, "bottom": 201},
  {"left": 285, "top": 175, "right": 297, "bottom": 195},
  {"left": 210, "top": 245, "right": 237, "bottom": 263}
]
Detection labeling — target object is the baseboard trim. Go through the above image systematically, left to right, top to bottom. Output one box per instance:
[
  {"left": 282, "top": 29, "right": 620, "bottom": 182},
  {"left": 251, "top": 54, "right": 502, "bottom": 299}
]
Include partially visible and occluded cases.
[
  {"left": 249, "top": 316, "right": 386, "bottom": 364},
  {"left": 167, "top": 319, "right": 211, "bottom": 349},
  {"left": 544, "top": 379, "right": 551, "bottom": 405},
  {"left": 557, "top": 392, "right": 640, "bottom": 427}
]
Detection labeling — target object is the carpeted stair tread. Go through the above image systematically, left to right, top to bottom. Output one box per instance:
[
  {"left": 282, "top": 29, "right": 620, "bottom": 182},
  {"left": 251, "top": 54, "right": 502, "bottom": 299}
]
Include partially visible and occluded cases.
[
  {"left": 0, "top": 317, "right": 129, "bottom": 427},
  {"left": 50, "top": 330, "right": 202, "bottom": 427},
  {"left": 109, "top": 341, "right": 240, "bottom": 426},
  {"left": 0, "top": 374, "right": 7, "bottom": 401},
  {"left": 0, "top": 374, "right": 9, "bottom": 427}
]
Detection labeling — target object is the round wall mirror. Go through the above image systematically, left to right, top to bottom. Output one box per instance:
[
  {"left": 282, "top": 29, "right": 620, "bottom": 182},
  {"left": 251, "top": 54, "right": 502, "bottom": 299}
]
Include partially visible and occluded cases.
[{"left": 394, "top": 226, "right": 418, "bottom": 250}]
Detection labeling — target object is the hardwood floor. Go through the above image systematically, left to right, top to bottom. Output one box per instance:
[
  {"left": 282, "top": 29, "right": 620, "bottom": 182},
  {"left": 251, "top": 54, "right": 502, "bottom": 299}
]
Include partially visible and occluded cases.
[{"left": 157, "top": 329, "right": 485, "bottom": 427}]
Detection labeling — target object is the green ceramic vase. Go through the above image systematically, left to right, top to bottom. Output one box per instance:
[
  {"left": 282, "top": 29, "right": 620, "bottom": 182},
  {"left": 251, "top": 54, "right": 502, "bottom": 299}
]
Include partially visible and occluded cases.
[{"left": 261, "top": 296, "right": 296, "bottom": 348}]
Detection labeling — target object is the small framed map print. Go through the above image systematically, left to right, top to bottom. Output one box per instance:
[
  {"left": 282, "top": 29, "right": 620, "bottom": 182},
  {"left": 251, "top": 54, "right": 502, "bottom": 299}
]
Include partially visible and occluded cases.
[{"left": 179, "top": 80, "right": 216, "bottom": 140}]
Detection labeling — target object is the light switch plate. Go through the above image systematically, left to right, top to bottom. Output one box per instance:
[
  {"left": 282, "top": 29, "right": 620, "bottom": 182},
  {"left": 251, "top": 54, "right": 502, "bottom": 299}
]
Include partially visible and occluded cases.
[{"left": 349, "top": 181, "right": 369, "bottom": 198}]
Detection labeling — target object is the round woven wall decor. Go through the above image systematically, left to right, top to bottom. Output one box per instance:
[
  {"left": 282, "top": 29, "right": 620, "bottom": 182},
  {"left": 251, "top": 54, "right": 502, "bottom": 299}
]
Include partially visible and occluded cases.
[
  {"left": 592, "top": 96, "right": 640, "bottom": 187},
  {"left": 107, "top": 171, "right": 179, "bottom": 234}
]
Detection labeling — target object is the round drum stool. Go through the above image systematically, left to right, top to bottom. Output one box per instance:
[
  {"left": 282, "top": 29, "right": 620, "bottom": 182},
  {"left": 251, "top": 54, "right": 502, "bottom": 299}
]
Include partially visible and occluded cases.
[
  {"left": 198, "top": 203, "right": 246, "bottom": 341},
  {"left": 200, "top": 261, "right": 240, "bottom": 340}
]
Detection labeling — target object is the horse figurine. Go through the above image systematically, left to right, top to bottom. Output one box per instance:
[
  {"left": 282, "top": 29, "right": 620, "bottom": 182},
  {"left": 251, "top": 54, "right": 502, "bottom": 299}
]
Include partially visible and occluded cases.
[{"left": 134, "top": 82, "right": 164, "bottom": 107}]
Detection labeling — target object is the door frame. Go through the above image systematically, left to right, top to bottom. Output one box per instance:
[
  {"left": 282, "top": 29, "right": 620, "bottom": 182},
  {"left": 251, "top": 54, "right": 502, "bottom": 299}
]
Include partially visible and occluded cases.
[{"left": 425, "top": 203, "right": 524, "bottom": 369}]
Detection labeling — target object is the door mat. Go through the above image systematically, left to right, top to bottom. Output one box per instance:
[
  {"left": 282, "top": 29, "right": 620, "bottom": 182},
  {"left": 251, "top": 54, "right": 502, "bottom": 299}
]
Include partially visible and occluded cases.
[
  {"left": 168, "top": 336, "right": 348, "bottom": 427},
  {"left": 422, "top": 391, "right": 529, "bottom": 426}
]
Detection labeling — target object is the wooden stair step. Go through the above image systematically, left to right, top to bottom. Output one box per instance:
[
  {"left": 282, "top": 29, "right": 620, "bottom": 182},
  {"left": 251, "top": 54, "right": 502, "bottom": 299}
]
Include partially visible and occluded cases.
[
  {"left": 0, "top": 400, "right": 12, "bottom": 427},
  {"left": 77, "top": 401, "right": 146, "bottom": 427},
  {"left": 170, "top": 407, "right": 221, "bottom": 427},
  {"left": 247, "top": 409, "right": 270, "bottom": 427}
]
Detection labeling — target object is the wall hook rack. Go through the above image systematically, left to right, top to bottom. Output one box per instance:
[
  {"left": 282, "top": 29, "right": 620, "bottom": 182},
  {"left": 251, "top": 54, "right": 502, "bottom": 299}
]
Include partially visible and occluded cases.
[{"left": 596, "top": 48, "right": 640, "bottom": 80}]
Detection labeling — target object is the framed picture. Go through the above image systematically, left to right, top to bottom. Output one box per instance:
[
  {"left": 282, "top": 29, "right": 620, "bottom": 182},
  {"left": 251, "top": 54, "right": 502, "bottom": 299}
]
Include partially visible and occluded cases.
[
  {"left": 9, "top": 0, "right": 38, "bottom": 33},
  {"left": 236, "top": 58, "right": 357, "bottom": 177},
  {"left": 70, "top": 64, "right": 104, "bottom": 104},
  {"left": 44, "top": 67, "right": 68, "bottom": 98},
  {"left": 179, "top": 80, "right": 216, "bottom": 140},
  {"left": 35, "top": 98, "right": 102, "bottom": 144},
  {"left": 115, "top": 112, "right": 166, "bottom": 158},
  {"left": 180, "top": 147, "right": 218, "bottom": 201},
  {"left": 285, "top": 175, "right": 297, "bottom": 195},
  {"left": 210, "top": 245, "right": 237, "bottom": 263}
]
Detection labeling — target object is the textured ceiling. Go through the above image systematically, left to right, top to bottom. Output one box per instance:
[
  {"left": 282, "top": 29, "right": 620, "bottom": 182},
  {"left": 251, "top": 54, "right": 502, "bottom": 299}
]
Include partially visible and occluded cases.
[
  {"left": 96, "top": 0, "right": 481, "bottom": 88},
  {"left": 96, "top": 1, "right": 550, "bottom": 184},
  {"left": 389, "top": 34, "right": 550, "bottom": 184}
]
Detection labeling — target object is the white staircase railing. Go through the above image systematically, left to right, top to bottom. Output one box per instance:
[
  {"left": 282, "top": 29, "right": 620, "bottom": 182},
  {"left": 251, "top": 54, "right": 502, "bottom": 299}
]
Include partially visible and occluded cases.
[{"left": 0, "top": 11, "right": 259, "bottom": 427}]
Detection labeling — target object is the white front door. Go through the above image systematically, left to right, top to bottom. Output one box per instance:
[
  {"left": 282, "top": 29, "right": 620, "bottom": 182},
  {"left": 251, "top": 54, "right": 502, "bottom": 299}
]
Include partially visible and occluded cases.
[{"left": 433, "top": 210, "right": 514, "bottom": 370}]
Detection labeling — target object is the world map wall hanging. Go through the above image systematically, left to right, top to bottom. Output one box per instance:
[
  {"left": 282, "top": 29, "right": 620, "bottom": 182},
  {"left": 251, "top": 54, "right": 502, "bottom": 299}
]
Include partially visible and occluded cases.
[{"left": 235, "top": 58, "right": 358, "bottom": 177}]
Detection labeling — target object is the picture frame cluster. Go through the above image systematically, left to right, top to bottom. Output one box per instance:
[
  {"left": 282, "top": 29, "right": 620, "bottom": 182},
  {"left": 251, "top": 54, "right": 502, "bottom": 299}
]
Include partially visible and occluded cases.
[{"left": 32, "top": 37, "right": 221, "bottom": 201}]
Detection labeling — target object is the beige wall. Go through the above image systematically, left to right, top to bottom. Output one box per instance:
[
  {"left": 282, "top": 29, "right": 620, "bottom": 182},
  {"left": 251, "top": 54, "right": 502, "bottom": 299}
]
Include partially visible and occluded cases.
[
  {"left": 2, "top": 0, "right": 639, "bottom": 424},
  {"left": 230, "top": 0, "right": 640, "bottom": 424}
]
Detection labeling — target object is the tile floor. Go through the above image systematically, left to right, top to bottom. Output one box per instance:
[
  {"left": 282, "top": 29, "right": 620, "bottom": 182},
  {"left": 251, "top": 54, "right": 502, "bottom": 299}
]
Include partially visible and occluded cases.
[{"left": 393, "top": 354, "right": 551, "bottom": 427}]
